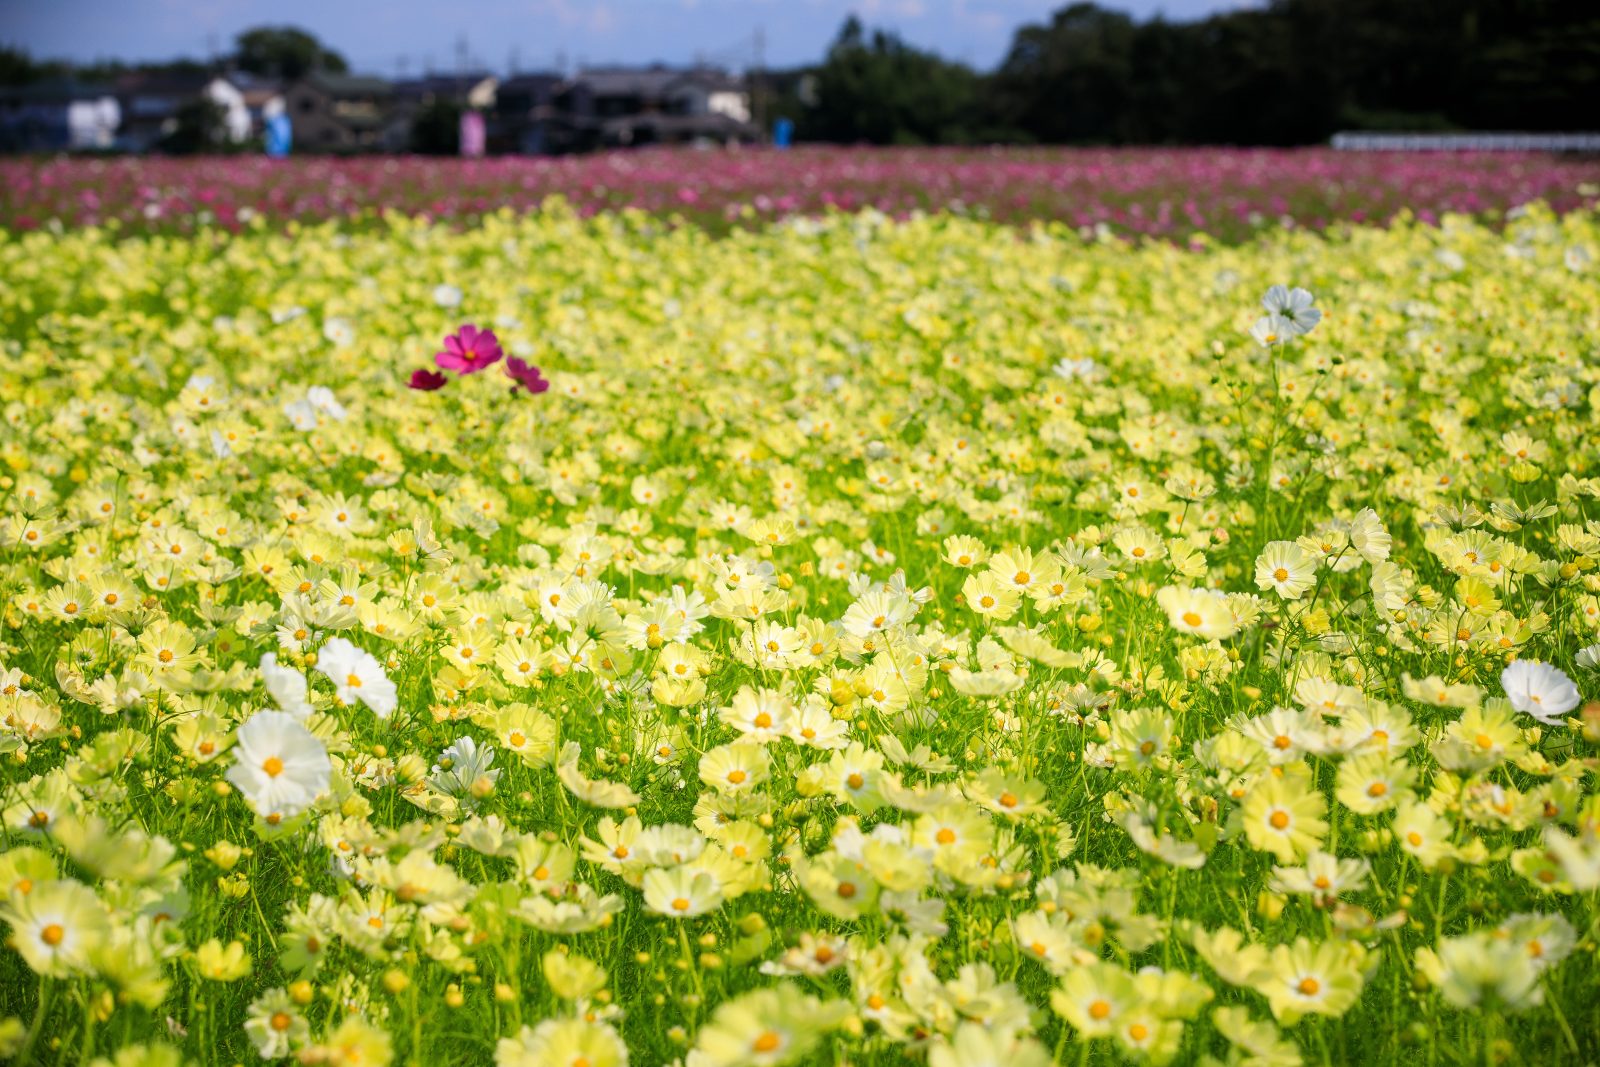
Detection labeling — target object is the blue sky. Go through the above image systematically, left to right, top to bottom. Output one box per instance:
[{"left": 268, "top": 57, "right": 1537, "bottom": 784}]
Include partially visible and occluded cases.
[{"left": 1, "top": 0, "right": 1254, "bottom": 74}]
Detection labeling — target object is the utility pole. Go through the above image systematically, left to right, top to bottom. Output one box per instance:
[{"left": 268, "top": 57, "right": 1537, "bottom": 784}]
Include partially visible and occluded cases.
[{"left": 751, "top": 26, "right": 765, "bottom": 134}]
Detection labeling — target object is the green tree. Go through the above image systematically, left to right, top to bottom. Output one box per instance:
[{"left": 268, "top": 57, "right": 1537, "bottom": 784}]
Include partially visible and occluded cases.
[
  {"left": 800, "top": 17, "right": 998, "bottom": 145},
  {"left": 233, "top": 27, "right": 348, "bottom": 80},
  {"left": 161, "top": 96, "right": 229, "bottom": 154},
  {"left": 410, "top": 99, "right": 462, "bottom": 155}
]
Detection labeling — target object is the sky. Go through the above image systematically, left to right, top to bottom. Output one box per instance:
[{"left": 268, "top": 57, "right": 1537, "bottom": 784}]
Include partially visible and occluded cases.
[{"left": 0, "top": 0, "right": 1255, "bottom": 74}]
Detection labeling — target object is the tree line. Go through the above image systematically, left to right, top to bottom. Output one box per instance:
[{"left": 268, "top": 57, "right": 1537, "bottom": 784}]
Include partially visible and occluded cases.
[
  {"left": 779, "top": 0, "right": 1600, "bottom": 146},
  {"left": 0, "top": 27, "right": 347, "bottom": 88}
]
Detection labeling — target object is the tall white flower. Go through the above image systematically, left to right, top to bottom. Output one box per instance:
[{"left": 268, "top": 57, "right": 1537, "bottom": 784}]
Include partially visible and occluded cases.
[
  {"left": 1262, "top": 285, "right": 1322, "bottom": 336},
  {"left": 1348, "top": 507, "right": 1391, "bottom": 562},
  {"left": 316, "top": 637, "right": 398, "bottom": 719},
  {"left": 260, "top": 653, "right": 313, "bottom": 719},
  {"left": 1501, "top": 660, "right": 1581, "bottom": 725},
  {"left": 226, "top": 710, "right": 330, "bottom": 818},
  {"left": 430, "top": 736, "right": 499, "bottom": 799}
]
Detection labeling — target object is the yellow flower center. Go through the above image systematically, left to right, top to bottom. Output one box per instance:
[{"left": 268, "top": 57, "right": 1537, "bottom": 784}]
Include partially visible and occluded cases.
[
  {"left": 263, "top": 756, "right": 285, "bottom": 777},
  {"left": 40, "top": 923, "right": 64, "bottom": 946}
]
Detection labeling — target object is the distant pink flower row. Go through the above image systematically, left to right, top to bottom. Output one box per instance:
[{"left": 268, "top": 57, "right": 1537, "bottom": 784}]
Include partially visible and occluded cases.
[{"left": 3, "top": 147, "right": 1597, "bottom": 239}]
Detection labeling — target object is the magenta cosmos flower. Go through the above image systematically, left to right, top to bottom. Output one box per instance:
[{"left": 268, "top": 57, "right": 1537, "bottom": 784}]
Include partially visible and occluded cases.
[
  {"left": 435, "top": 323, "right": 503, "bottom": 375},
  {"left": 505, "top": 356, "right": 550, "bottom": 394},
  {"left": 407, "top": 368, "right": 448, "bottom": 391}
]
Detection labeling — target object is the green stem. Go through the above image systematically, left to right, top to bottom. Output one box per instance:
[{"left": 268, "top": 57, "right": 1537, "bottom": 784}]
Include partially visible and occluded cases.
[{"left": 20, "top": 977, "right": 54, "bottom": 1066}]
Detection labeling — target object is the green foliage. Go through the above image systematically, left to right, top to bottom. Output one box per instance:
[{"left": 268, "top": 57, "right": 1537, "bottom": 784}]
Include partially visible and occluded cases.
[
  {"left": 805, "top": 0, "right": 1600, "bottom": 146},
  {"left": 799, "top": 17, "right": 1008, "bottom": 145},
  {"left": 233, "top": 26, "right": 348, "bottom": 80},
  {"left": 160, "top": 96, "right": 230, "bottom": 156},
  {"left": 409, "top": 100, "right": 463, "bottom": 156}
]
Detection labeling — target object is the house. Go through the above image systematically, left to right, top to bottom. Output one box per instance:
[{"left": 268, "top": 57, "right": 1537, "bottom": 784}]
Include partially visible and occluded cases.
[
  {"left": 550, "top": 66, "right": 760, "bottom": 152},
  {"left": 668, "top": 68, "right": 752, "bottom": 124},
  {"left": 114, "top": 71, "right": 254, "bottom": 151},
  {"left": 394, "top": 71, "right": 498, "bottom": 110},
  {"left": 228, "top": 72, "right": 286, "bottom": 141},
  {"left": 490, "top": 72, "right": 563, "bottom": 154},
  {"left": 283, "top": 73, "right": 400, "bottom": 152},
  {"left": 0, "top": 80, "right": 120, "bottom": 151}
]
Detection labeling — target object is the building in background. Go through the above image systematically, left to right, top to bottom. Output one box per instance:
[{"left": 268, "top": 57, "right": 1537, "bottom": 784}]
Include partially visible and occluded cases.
[
  {"left": 0, "top": 60, "right": 759, "bottom": 155},
  {"left": 551, "top": 66, "right": 759, "bottom": 151},
  {"left": 114, "top": 71, "right": 260, "bottom": 151},
  {"left": 230, "top": 72, "right": 286, "bottom": 142},
  {"left": 283, "top": 72, "right": 400, "bottom": 152},
  {"left": 394, "top": 72, "right": 498, "bottom": 112},
  {"left": 489, "top": 72, "right": 562, "bottom": 154},
  {"left": 0, "top": 80, "right": 120, "bottom": 151}
]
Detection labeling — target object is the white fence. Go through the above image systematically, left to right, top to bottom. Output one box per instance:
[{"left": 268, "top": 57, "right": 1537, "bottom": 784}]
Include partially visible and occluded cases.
[{"left": 1331, "top": 132, "right": 1600, "bottom": 152}]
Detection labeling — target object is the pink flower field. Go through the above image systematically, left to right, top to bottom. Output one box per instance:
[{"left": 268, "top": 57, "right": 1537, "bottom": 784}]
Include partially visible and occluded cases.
[{"left": 3, "top": 147, "right": 1597, "bottom": 239}]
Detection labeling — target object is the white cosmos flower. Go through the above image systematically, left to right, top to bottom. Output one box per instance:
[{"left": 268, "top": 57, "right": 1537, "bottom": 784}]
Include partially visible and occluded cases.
[
  {"left": 432, "top": 283, "right": 463, "bottom": 307},
  {"left": 1262, "top": 284, "right": 1322, "bottom": 336},
  {"left": 1249, "top": 314, "right": 1290, "bottom": 347},
  {"left": 321, "top": 317, "right": 355, "bottom": 348},
  {"left": 1053, "top": 357, "right": 1103, "bottom": 381},
  {"left": 305, "top": 386, "right": 347, "bottom": 420},
  {"left": 282, "top": 398, "right": 318, "bottom": 432},
  {"left": 1349, "top": 507, "right": 1391, "bottom": 562},
  {"left": 316, "top": 637, "right": 398, "bottom": 719},
  {"left": 260, "top": 653, "right": 313, "bottom": 719},
  {"left": 1500, "top": 660, "right": 1581, "bottom": 725},
  {"left": 947, "top": 666, "right": 1023, "bottom": 697},
  {"left": 225, "top": 709, "right": 330, "bottom": 818},
  {"left": 430, "top": 736, "right": 500, "bottom": 798},
  {"left": 0, "top": 878, "right": 109, "bottom": 977}
]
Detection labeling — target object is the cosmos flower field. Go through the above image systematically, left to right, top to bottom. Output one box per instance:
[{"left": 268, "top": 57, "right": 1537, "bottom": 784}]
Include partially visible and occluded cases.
[
  {"left": 4, "top": 147, "right": 1600, "bottom": 239},
  {"left": 1, "top": 169, "right": 1600, "bottom": 1067}
]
